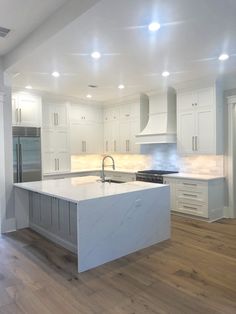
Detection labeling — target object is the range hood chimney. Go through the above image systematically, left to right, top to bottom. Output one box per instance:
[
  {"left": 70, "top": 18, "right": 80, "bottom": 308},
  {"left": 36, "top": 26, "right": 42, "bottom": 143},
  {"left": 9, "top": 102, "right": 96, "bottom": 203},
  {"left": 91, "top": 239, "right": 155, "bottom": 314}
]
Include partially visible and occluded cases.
[{"left": 136, "top": 87, "right": 176, "bottom": 144}]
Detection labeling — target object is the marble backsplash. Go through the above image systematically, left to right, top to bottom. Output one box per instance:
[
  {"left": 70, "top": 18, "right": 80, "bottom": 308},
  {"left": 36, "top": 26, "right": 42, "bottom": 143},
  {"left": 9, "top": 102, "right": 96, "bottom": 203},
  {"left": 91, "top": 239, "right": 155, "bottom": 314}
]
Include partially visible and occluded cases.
[{"left": 71, "top": 144, "right": 224, "bottom": 176}]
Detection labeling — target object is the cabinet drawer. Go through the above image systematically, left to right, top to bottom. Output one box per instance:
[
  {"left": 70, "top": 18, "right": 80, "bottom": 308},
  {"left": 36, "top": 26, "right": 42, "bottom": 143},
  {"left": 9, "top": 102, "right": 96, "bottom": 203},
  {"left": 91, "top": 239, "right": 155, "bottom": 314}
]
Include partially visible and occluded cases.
[
  {"left": 176, "top": 179, "right": 207, "bottom": 192},
  {"left": 176, "top": 189, "right": 207, "bottom": 203},
  {"left": 175, "top": 199, "right": 208, "bottom": 218}
]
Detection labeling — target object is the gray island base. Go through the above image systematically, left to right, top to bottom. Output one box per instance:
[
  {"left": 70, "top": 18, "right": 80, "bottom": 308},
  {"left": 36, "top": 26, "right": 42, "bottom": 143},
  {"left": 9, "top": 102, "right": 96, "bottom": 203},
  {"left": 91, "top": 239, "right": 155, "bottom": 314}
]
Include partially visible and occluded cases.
[{"left": 14, "top": 176, "right": 170, "bottom": 272}]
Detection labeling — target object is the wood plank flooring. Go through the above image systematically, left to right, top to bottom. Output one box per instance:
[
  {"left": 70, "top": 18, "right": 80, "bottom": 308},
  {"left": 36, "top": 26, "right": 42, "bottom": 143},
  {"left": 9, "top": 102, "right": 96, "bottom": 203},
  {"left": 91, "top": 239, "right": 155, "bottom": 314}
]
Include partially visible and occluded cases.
[{"left": 0, "top": 215, "right": 235, "bottom": 313}]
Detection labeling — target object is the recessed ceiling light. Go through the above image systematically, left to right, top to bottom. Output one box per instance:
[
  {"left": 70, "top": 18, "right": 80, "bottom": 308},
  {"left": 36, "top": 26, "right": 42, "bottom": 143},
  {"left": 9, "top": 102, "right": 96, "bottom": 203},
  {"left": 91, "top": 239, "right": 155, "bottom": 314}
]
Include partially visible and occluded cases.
[
  {"left": 148, "top": 22, "right": 161, "bottom": 32},
  {"left": 91, "top": 51, "right": 101, "bottom": 60},
  {"left": 218, "top": 53, "right": 229, "bottom": 61},
  {"left": 52, "top": 71, "right": 60, "bottom": 77},
  {"left": 162, "top": 71, "right": 170, "bottom": 77},
  {"left": 118, "top": 84, "right": 125, "bottom": 89},
  {"left": 25, "top": 85, "right": 32, "bottom": 89},
  {"left": 86, "top": 94, "right": 92, "bottom": 98}
]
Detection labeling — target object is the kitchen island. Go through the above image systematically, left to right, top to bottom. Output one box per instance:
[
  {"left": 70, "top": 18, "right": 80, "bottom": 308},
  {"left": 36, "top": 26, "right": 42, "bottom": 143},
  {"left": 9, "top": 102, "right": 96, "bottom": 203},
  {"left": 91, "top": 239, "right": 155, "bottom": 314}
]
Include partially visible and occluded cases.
[{"left": 14, "top": 176, "right": 170, "bottom": 272}]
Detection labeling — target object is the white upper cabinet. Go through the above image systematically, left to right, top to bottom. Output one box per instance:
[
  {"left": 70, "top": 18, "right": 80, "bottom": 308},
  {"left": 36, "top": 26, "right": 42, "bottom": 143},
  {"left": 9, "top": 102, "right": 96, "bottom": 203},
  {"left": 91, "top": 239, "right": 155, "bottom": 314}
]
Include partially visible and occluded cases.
[
  {"left": 177, "top": 85, "right": 223, "bottom": 155},
  {"left": 12, "top": 92, "right": 42, "bottom": 127},
  {"left": 103, "top": 100, "right": 140, "bottom": 154},
  {"left": 42, "top": 102, "right": 68, "bottom": 129},
  {"left": 69, "top": 103, "right": 103, "bottom": 155},
  {"left": 70, "top": 104, "right": 103, "bottom": 124}
]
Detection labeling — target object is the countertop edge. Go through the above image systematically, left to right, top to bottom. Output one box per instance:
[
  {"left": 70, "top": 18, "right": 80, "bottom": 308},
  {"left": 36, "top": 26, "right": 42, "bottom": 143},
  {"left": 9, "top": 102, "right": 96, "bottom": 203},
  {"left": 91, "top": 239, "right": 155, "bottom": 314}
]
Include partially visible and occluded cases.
[{"left": 163, "top": 173, "right": 225, "bottom": 181}]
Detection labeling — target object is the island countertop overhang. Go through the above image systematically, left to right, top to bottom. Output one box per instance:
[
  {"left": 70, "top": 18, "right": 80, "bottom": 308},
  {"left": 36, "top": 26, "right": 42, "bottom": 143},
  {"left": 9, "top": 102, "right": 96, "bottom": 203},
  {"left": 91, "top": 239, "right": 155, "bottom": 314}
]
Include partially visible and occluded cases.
[{"left": 14, "top": 176, "right": 168, "bottom": 204}]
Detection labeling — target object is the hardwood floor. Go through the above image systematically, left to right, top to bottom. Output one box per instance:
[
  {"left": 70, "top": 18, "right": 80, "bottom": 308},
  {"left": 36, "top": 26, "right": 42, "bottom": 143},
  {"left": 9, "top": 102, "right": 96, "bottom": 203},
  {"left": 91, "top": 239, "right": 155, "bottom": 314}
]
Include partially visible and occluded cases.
[{"left": 0, "top": 215, "right": 235, "bottom": 314}]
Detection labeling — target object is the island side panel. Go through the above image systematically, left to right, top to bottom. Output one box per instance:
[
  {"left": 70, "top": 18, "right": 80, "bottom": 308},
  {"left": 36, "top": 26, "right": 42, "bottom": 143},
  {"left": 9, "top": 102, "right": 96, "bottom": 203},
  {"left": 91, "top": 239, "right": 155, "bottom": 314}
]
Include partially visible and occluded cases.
[
  {"left": 77, "top": 186, "right": 170, "bottom": 273},
  {"left": 15, "top": 187, "right": 30, "bottom": 229},
  {"left": 28, "top": 192, "right": 78, "bottom": 253}
]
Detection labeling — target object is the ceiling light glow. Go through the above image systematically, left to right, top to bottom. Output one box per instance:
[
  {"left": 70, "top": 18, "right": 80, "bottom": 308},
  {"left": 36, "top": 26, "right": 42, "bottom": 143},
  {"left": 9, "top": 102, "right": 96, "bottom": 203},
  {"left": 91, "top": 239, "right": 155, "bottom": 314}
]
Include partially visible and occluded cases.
[
  {"left": 148, "top": 22, "right": 161, "bottom": 32},
  {"left": 91, "top": 51, "right": 101, "bottom": 59},
  {"left": 218, "top": 53, "right": 229, "bottom": 61},
  {"left": 52, "top": 71, "right": 60, "bottom": 77},
  {"left": 162, "top": 71, "right": 170, "bottom": 77},
  {"left": 118, "top": 84, "right": 125, "bottom": 89},
  {"left": 25, "top": 85, "right": 32, "bottom": 89},
  {"left": 86, "top": 94, "right": 92, "bottom": 98}
]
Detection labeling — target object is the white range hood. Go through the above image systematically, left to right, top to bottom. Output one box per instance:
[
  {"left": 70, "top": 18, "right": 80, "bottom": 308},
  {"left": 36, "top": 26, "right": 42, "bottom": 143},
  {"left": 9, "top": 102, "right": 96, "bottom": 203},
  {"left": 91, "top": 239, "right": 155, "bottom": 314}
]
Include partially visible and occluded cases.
[{"left": 136, "top": 87, "right": 176, "bottom": 144}]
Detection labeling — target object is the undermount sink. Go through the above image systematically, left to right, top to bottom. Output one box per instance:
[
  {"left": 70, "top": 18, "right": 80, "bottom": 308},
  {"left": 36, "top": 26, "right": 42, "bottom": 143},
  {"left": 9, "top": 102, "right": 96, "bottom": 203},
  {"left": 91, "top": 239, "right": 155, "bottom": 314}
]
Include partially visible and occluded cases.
[{"left": 104, "top": 179, "right": 124, "bottom": 184}]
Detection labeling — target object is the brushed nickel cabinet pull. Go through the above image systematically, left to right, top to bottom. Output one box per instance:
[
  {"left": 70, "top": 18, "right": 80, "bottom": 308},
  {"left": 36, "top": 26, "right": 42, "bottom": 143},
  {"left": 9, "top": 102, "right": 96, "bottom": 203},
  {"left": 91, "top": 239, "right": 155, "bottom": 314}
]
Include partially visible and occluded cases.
[
  {"left": 192, "top": 136, "right": 195, "bottom": 151},
  {"left": 195, "top": 136, "right": 198, "bottom": 151},
  {"left": 183, "top": 183, "right": 197, "bottom": 186},
  {"left": 183, "top": 193, "right": 197, "bottom": 197},
  {"left": 183, "top": 205, "right": 198, "bottom": 211}
]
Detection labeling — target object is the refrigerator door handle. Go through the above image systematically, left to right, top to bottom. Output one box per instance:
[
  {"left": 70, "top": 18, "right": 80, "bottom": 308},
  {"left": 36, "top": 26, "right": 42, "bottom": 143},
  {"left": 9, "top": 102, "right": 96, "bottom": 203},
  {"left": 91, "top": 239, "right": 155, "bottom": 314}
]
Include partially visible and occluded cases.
[
  {"left": 16, "top": 143, "right": 20, "bottom": 182},
  {"left": 19, "top": 143, "right": 23, "bottom": 182}
]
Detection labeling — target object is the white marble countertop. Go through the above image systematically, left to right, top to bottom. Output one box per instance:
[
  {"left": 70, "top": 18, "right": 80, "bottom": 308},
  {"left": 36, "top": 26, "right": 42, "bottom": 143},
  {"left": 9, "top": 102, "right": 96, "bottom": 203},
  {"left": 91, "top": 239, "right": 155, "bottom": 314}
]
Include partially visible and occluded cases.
[
  {"left": 43, "top": 168, "right": 140, "bottom": 177},
  {"left": 163, "top": 173, "right": 225, "bottom": 181},
  {"left": 14, "top": 176, "right": 165, "bottom": 203}
]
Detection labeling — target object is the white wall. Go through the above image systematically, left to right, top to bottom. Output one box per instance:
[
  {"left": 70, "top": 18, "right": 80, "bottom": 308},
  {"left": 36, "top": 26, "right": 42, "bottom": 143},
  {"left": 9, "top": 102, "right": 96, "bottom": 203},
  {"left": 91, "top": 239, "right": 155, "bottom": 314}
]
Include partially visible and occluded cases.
[{"left": 0, "top": 63, "right": 15, "bottom": 233}]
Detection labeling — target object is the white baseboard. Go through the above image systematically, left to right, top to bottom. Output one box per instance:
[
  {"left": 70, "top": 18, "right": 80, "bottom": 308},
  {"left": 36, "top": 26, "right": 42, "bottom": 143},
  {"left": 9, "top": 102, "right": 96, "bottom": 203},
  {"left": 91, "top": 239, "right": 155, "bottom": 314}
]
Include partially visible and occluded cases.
[
  {"left": 224, "top": 206, "right": 235, "bottom": 218},
  {"left": 1, "top": 218, "right": 16, "bottom": 233},
  {"left": 29, "top": 223, "right": 77, "bottom": 254}
]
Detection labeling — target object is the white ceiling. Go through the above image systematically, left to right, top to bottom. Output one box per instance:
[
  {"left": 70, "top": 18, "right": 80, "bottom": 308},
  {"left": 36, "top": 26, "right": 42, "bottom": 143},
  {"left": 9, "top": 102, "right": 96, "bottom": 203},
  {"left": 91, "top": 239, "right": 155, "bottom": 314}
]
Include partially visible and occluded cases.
[
  {"left": 0, "top": 0, "right": 68, "bottom": 55},
  {"left": 8, "top": 0, "right": 236, "bottom": 103}
]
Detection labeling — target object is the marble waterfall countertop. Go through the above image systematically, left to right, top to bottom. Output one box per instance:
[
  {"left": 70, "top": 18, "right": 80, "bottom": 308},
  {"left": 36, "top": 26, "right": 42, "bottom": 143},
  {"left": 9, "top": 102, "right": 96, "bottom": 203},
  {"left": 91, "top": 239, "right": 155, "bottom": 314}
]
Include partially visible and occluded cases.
[{"left": 14, "top": 176, "right": 165, "bottom": 203}]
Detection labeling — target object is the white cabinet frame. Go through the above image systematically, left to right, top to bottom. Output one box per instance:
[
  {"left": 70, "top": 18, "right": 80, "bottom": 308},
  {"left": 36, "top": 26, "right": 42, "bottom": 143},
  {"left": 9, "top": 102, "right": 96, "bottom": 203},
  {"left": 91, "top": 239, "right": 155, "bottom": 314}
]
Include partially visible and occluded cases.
[{"left": 227, "top": 96, "right": 236, "bottom": 218}]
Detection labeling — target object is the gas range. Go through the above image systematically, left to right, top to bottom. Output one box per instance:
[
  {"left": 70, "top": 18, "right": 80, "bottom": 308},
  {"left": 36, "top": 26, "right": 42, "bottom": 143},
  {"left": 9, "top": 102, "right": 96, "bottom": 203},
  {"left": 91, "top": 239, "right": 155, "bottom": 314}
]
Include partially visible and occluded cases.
[{"left": 136, "top": 170, "right": 178, "bottom": 184}]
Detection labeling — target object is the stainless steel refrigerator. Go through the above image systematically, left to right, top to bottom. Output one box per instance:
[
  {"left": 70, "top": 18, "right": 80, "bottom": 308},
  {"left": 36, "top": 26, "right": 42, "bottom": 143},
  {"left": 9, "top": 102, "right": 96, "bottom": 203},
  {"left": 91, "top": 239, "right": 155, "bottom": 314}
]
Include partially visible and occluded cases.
[{"left": 13, "top": 127, "right": 42, "bottom": 183}]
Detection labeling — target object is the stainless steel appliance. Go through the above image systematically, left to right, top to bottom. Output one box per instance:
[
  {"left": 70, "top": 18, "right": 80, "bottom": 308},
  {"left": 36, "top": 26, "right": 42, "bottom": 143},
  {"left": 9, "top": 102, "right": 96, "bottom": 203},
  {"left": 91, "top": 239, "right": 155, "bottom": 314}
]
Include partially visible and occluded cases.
[
  {"left": 13, "top": 127, "right": 42, "bottom": 183},
  {"left": 136, "top": 170, "right": 178, "bottom": 184}
]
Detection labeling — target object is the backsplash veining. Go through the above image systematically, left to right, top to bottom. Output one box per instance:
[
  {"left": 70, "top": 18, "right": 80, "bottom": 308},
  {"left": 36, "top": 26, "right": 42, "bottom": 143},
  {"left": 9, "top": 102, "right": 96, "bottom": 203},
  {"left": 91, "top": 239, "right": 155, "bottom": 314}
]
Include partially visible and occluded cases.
[{"left": 72, "top": 144, "right": 224, "bottom": 176}]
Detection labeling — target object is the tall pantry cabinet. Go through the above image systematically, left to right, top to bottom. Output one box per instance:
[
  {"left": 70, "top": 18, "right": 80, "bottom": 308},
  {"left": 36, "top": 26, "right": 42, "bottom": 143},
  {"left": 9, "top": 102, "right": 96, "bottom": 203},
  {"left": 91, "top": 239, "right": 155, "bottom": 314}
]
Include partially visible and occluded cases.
[{"left": 42, "top": 101, "right": 70, "bottom": 174}]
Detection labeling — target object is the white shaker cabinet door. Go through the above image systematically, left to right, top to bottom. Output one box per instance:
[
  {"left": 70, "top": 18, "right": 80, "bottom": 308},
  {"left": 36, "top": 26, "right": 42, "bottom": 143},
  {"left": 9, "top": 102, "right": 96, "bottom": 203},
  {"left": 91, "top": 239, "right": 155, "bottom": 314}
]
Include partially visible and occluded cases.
[
  {"left": 177, "top": 91, "right": 197, "bottom": 112},
  {"left": 18, "top": 94, "right": 41, "bottom": 127},
  {"left": 43, "top": 103, "right": 68, "bottom": 129},
  {"left": 195, "top": 107, "right": 215, "bottom": 154},
  {"left": 177, "top": 111, "right": 195, "bottom": 154},
  {"left": 119, "top": 121, "right": 131, "bottom": 153},
  {"left": 54, "top": 130, "right": 70, "bottom": 154}
]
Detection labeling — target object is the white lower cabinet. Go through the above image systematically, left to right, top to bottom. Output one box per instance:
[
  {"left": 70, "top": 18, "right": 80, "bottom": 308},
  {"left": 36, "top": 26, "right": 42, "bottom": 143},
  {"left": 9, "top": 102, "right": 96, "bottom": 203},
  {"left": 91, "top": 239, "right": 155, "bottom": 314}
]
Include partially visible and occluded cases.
[{"left": 163, "top": 177, "right": 224, "bottom": 221}]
